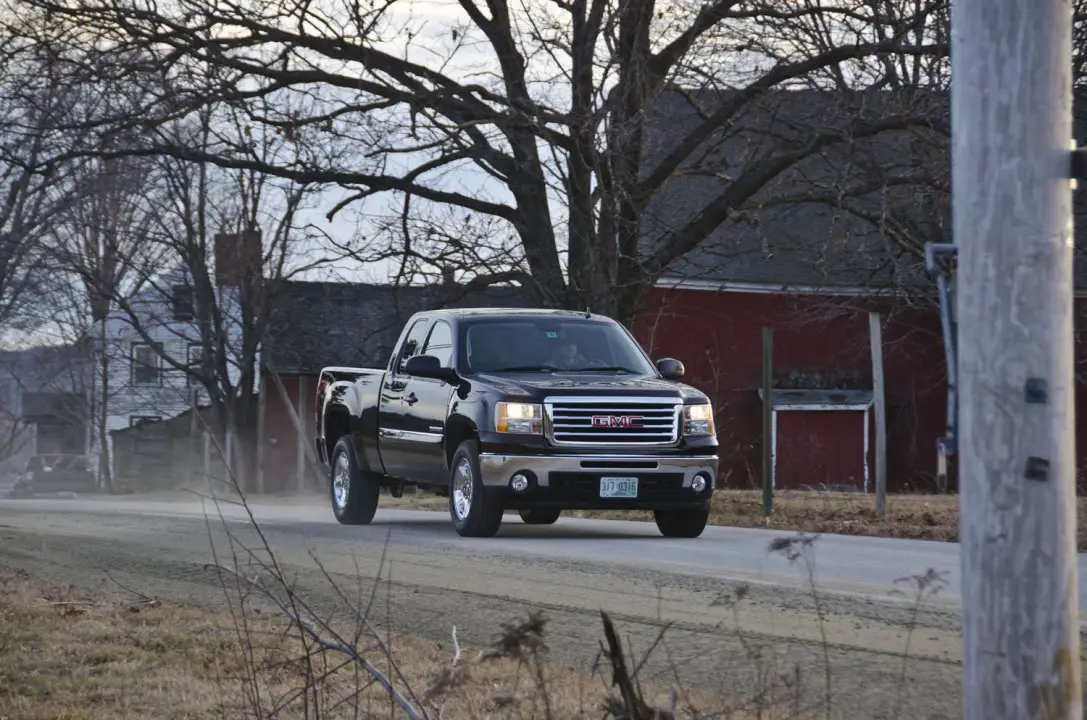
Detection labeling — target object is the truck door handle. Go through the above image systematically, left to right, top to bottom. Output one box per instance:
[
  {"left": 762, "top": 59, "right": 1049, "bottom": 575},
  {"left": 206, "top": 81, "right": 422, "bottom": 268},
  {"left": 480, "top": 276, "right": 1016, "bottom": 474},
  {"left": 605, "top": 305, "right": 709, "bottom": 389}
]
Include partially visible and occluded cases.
[{"left": 405, "top": 392, "right": 418, "bottom": 406}]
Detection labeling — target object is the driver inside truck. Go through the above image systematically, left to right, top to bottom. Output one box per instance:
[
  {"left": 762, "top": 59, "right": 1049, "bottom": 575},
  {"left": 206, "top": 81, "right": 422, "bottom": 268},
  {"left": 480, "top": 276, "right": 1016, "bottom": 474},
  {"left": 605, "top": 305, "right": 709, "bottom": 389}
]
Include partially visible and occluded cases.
[{"left": 549, "top": 338, "right": 589, "bottom": 369}]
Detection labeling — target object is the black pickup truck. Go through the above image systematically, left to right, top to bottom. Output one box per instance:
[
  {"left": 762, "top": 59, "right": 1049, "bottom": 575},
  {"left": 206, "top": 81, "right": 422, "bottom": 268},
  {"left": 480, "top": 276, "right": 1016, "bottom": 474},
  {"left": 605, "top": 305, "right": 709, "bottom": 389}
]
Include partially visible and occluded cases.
[{"left": 314, "top": 308, "right": 719, "bottom": 538}]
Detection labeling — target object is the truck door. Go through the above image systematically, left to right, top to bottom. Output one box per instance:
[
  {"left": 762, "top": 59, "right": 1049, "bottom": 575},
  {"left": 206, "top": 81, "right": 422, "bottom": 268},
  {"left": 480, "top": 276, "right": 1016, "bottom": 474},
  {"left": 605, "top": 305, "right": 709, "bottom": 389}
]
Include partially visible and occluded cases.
[
  {"left": 378, "top": 318, "right": 430, "bottom": 480},
  {"left": 400, "top": 320, "right": 456, "bottom": 486}
]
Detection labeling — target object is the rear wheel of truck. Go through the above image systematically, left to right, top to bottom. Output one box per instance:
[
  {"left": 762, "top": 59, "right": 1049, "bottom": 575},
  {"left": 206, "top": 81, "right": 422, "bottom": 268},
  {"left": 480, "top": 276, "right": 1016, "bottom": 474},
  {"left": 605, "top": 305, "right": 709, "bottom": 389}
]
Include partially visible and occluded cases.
[
  {"left": 330, "top": 437, "right": 379, "bottom": 525},
  {"left": 449, "top": 440, "right": 503, "bottom": 537},
  {"left": 653, "top": 507, "right": 710, "bottom": 538},
  {"left": 518, "top": 508, "right": 561, "bottom": 525}
]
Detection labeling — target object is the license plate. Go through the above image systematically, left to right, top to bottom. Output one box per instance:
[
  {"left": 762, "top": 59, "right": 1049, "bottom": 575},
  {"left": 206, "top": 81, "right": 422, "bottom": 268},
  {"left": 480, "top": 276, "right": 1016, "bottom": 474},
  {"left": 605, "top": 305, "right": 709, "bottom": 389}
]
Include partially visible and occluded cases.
[{"left": 600, "top": 477, "right": 638, "bottom": 498}]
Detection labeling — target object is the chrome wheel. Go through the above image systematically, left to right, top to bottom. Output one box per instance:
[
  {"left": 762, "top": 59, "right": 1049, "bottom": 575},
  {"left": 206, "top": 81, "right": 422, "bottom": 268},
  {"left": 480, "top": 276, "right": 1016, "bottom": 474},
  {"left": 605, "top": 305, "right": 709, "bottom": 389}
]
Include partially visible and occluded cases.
[
  {"left": 333, "top": 453, "right": 350, "bottom": 509},
  {"left": 452, "top": 458, "right": 474, "bottom": 521}
]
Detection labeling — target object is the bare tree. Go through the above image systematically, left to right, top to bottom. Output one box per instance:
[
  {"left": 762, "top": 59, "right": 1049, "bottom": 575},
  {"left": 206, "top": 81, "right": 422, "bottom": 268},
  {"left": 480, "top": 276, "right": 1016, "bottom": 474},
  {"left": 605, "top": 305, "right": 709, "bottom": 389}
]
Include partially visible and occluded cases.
[
  {"left": 12, "top": 0, "right": 951, "bottom": 322},
  {"left": 0, "top": 34, "right": 96, "bottom": 332},
  {"left": 61, "top": 102, "right": 336, "bottom": 492},
  {"left": 44, "top": 148, "right": 165, "bottom": 490}
]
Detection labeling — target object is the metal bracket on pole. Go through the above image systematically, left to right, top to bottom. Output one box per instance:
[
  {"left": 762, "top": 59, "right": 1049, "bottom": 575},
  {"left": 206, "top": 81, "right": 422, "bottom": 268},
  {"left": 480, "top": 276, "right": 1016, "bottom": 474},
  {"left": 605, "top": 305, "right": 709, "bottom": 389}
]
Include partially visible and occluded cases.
[
  {"left": 1070, "top": 146, "right": 1087, "bottom": 180},
  {"left": 925, "top": 242, "right": 958, "bottom": 493}
]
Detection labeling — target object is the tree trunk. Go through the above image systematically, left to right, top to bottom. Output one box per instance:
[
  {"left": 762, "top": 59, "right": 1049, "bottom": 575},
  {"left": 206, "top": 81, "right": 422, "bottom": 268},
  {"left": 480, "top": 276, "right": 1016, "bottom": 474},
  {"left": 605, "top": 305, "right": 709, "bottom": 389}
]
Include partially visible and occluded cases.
[{"left": 96, "top": 318, "right": 113, "bottom": 493}]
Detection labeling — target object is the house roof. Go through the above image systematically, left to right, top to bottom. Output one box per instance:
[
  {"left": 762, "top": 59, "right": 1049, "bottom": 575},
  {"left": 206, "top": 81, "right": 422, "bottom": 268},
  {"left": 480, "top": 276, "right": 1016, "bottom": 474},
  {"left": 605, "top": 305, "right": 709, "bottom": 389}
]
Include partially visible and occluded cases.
[
  {"left": 641, "top": 88, "right": 1087, "bottom": 291},
  {"left": 261, "top": 281, "right": 537, "bottom": 375}
]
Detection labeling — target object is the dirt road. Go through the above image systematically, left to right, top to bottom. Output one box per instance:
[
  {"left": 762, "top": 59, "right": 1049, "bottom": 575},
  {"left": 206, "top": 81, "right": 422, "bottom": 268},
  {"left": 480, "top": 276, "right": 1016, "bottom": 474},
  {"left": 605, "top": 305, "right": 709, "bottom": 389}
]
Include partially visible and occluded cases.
[{"left": 0, "top": 496, "right": 969, "bottom": 718}]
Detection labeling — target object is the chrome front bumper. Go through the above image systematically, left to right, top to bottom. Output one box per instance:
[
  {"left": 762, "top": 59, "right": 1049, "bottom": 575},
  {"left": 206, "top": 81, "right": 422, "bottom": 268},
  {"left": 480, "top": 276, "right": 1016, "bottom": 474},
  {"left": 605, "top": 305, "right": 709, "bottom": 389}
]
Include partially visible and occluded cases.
[{"left": 477, "top": 453, "right": 719, "bottom": 488}]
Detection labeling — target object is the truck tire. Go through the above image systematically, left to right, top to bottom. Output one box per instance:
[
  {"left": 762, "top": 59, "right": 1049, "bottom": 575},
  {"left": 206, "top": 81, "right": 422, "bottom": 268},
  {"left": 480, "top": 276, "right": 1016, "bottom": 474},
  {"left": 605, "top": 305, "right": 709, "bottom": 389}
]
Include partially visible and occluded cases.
[
  {"left": 330, "top": 437, "right": 379, "bottom": 525},
  {"left": 449, "top": 440, "right": 503, "bottom": 537},
  {"left": 653, "top": 507, "right": 709, "bottom": 538},
  {"left": 519, "top": 508, "right": 561, "bottom": 525}
]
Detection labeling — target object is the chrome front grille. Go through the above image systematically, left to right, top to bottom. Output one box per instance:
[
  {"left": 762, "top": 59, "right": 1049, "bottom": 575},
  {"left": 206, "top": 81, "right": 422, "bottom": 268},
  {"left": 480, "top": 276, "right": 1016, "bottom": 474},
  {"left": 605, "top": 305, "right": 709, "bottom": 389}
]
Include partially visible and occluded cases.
[{"left": 544, "top": 396, "right": 681, "bottom": 446}]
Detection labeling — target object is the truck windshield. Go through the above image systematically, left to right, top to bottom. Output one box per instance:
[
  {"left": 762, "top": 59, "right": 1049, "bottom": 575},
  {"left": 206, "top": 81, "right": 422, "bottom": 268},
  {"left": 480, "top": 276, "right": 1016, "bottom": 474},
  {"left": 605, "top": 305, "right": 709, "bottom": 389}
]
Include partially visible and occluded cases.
[{"left": 461, "top": 318, "right": 656, "bottom": 374}]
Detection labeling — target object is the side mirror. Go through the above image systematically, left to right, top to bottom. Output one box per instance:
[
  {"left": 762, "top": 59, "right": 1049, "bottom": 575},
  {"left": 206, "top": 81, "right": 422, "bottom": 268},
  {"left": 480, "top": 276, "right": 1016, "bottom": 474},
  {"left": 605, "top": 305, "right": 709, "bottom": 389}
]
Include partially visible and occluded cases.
[
  {"left": 404, "top": 354, "right": 459, "bottom": 384},
  {"left": 655, "top": 357, "right": 685, "bottom": 380}
]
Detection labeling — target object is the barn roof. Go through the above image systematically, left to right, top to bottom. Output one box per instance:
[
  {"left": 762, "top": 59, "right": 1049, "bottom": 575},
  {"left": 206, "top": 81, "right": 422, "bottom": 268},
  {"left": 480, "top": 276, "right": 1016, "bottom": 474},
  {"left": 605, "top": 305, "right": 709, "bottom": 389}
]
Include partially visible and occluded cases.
[
  {"left": 641, "top": 88, "right": 1087, "bottom": 291},
  {"left": 261, "top": 281, "right": 536, "bottom": 375}
]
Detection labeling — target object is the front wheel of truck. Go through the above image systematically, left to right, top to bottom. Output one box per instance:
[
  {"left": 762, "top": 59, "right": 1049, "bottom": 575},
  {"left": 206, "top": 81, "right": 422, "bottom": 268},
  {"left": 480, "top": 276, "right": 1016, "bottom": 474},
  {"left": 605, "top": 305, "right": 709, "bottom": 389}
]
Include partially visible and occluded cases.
[
  {"left": 330, "top": 437, "right": 379, "bottom": 525},
  {"left": 449, "top": 440, "right": 503, "bottom": 537},
  {"left": 653, "top": 506, "right": 710, "bottom": 538}
]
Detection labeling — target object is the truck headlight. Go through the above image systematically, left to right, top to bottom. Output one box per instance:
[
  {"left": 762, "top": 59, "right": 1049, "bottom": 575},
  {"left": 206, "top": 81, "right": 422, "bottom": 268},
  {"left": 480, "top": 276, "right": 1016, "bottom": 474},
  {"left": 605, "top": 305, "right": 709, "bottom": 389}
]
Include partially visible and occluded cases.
[
  {"left": 495, "top": 402, "right": 543, "bottom": 434},
  {"left": 683, "top": 403, "right": 715, "bottom": 436}
]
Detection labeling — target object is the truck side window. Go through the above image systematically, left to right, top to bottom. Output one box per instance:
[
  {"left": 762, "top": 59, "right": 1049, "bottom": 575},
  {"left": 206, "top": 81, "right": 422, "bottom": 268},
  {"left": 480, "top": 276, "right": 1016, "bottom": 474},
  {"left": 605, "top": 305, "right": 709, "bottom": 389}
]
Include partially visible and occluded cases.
[
  {"left": 397, "top": 320, "right": 431, "bottom": 374},
  {"left": 421, "top": 321, "right": 453, "bottom": 368}
]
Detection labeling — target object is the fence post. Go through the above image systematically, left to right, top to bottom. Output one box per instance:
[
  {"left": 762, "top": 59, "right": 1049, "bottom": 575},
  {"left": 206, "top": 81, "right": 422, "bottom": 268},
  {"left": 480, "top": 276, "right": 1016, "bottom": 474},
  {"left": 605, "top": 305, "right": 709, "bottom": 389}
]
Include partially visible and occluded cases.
[
  {"left": 868, "top": 312, "right": 886, "bottom": 516},
  {"left": 761, "top": 326, "right": 773, "bottom": 518}
]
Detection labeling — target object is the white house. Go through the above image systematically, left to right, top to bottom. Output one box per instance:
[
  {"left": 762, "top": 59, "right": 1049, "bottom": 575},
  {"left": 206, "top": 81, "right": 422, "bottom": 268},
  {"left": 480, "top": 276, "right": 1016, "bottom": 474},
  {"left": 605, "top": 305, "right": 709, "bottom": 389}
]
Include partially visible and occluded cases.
[{"left": 87, "top": 231, "right": 257, "bottom": 482}]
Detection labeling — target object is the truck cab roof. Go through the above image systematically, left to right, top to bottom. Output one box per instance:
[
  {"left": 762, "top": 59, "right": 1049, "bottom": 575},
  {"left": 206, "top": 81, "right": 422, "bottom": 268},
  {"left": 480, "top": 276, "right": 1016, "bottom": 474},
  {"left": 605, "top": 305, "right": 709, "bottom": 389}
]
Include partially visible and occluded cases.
[{"left": 412, "top": 307, "right": 605, "bottom": 322}]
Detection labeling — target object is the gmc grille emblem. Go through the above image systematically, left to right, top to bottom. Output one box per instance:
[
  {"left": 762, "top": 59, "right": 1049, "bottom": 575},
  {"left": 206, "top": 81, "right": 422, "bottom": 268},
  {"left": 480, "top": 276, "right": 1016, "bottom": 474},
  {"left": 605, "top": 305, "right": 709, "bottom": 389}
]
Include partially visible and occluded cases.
[{"left": 591, "top": 415, "right": 644, "bottom": 429}]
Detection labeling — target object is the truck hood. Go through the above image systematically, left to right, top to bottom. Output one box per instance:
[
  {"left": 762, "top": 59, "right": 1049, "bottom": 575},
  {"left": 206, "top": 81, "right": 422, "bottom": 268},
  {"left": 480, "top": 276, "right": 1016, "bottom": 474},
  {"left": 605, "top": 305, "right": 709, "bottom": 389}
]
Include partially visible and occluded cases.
[{"left": 469, "top": 371, "right": 708, "bottom": 402}]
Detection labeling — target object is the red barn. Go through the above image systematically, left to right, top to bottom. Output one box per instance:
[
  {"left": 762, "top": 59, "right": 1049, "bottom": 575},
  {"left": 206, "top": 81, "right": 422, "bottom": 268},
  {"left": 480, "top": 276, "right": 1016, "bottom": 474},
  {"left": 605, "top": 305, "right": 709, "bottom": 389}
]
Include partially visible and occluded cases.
[
  {"left": 624, "top": 87, "right": 1087, "bottom": 492},
  {"left": 632, "top": 279, "right": 949, "bottom": 492}
]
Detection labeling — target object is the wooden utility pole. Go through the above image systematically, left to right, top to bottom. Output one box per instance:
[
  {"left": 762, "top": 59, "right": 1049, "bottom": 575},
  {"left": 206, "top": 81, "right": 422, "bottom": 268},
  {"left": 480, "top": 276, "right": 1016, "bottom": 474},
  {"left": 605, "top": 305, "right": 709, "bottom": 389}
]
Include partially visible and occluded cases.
[
  {"left": 953, "top": 1, "right": 1082, "bottom": 718},
  {"left": 868, "top": 312, "right": 886, "bottom": 517}
]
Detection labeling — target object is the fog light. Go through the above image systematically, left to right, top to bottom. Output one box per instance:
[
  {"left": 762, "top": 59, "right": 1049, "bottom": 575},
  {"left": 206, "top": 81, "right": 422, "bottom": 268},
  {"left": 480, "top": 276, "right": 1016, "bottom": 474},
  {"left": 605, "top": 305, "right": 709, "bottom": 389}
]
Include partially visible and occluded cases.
[
  {"left": 510, "top": 473, "right": 530, "bottom": 492},
  {"left": 691, "top": 474, "right": 708, "bottom": 493}
]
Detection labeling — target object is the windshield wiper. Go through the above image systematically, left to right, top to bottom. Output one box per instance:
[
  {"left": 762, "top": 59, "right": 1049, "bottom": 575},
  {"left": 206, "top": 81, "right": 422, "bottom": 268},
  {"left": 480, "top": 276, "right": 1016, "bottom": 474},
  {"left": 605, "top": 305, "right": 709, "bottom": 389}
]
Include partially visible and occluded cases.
[
  {"left": 490, "top": 365, "right": 562, "bottom": 372},
  {"left": 569, "top": 365, "right": 639, "bottom": 373}
]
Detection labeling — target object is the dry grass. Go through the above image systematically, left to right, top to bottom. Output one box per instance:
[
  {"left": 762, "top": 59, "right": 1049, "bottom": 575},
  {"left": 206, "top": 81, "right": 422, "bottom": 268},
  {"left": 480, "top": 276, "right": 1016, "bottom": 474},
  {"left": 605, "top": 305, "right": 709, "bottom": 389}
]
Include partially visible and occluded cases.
[
  {"left": 382, "top": 489, "right": 1087, "bottom": 549},
  {"left": 571, "top": 491, "right": 967, "bottom": 541},
  {"left": 0, "top": 568, "right": 720, "bottom": 720}
]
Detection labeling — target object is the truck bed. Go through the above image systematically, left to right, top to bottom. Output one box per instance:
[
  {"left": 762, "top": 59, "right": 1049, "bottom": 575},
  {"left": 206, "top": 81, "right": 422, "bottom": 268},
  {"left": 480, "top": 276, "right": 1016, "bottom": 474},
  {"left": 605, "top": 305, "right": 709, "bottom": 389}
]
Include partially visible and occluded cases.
[{"left": 315, "top": 366, "right": 387, "bottom": 473}]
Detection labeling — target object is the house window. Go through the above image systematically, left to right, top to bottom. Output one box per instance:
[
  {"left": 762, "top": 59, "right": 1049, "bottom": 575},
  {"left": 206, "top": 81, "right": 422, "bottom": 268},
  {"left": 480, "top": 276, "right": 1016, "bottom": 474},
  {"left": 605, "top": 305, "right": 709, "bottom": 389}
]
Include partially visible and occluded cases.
[
  {"left": 171, "top": 285, "right": 194, "bottom": 321},
  {"left": 130, "top": 344, "right": 162, "bottom": 386},
  {"left": 187, "top": 344, "right": 204, "bottom": 387},
  {"left": 129, "top": 415, "right": 162, "bottom": 427}
]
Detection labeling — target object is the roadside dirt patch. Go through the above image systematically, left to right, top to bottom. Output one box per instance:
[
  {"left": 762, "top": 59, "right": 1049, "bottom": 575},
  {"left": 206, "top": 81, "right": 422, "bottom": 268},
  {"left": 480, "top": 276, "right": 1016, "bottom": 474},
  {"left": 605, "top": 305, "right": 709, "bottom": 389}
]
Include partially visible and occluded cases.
[
  {"left": 379, "top": 489, "right": 1087, "bottom": 549},
  {"left": 0, "top": 568, "right": 722, "bottom": 720}
]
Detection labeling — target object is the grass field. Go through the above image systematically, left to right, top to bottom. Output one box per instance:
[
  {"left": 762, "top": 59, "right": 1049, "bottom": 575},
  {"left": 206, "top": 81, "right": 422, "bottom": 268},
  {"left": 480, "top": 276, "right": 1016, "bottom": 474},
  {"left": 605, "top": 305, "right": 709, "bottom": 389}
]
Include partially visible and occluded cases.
[{"left": 0, "top": 569, "right": 718, "bottom": 720}]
